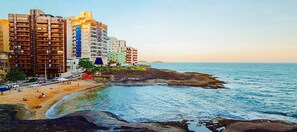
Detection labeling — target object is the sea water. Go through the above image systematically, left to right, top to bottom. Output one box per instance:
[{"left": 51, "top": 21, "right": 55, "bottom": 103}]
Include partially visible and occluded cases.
[{"left": 46, "top": 63, "right": 297, "bottom": 129}]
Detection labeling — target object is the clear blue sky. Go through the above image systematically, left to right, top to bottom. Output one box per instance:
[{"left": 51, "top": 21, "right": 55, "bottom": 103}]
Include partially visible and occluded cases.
[{"left": 1, "top": 0, "right": 297, "bottom": 62}]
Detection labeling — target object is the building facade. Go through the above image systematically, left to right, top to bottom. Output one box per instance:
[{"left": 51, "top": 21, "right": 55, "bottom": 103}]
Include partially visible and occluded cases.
[
  {"left": 8, "top": 9, "right": 66, "bottom": 77},
  {"left": 66, "top": 11, "right": 108, "bottom": 71},
  {"left": 0, "top": 19, "right": 9, "bottom": 81},
  {"left": 107, "top": 37, "right": 127, "bottom": 65},
  {"left": 126, "top": 47, "right": 138, "bottom": 65},
  {"left": 107, "top": 52, "right": 126, "bottom": 66}
]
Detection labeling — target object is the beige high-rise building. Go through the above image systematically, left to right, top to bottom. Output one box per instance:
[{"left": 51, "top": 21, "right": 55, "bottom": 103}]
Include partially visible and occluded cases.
[
  {"left": 66, "top": 11, "right": 108, "bottom": 71},
  {"left": 0, "top": 19, "right": 9, "bottom": 81},
  {"left": 0, "top": 19, "right": 9, "bottom": 52}
]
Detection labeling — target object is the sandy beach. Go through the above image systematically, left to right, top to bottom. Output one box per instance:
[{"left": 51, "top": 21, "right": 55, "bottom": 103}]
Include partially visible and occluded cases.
[{"left": 0, "top": 80, "right": 101, "bottom": 119}]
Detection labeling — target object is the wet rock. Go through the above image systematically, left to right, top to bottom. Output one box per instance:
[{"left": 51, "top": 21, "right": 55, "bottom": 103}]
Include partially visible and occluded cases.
[
  {"left": 104, "top": 68, "right": 225, "bottom": 89},
  {"left": 0, "top": 105, "right": 190, "bottom": 131},
  {"left": 202, "top": 117, "right": 297, "bottom": 132}
]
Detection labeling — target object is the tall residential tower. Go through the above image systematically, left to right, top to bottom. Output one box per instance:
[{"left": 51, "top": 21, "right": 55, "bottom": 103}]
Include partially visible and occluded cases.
[
  {"left": 8, "top": 9, "right": 66, "bottom": 77},
  {"left": 66, "top": 11, "right": 108, "bottom": 71},
  {"left": 0, "top": 19, "right": 9, "bottom": 81}
]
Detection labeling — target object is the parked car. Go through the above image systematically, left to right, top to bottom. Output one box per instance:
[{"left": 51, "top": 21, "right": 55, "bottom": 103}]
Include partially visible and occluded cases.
[
  {"left": 6, "top": 83, "right": 19, "bottom": 88},
  {"left": 12, "top": 83, "right": 19, "bottom": 88},
  {"left": 0, "top": 85, "right": 10, "bottom": 94},
  {"left": 0, "top": 85, "right": 9, "bottom": 89}
]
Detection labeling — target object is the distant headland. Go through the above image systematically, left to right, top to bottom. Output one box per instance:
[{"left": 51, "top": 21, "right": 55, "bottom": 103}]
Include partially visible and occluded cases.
[{"left": 138, "top": 60, "right": 164, "bottom": 63}]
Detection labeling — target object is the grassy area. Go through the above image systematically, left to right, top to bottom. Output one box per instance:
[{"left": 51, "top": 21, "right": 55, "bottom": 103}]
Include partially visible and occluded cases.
[{"left": 109, "top": 65, "right": 149, "bottom": 71}]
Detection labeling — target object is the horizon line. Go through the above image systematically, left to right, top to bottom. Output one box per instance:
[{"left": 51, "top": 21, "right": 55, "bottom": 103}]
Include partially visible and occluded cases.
[{"left": 139, "top": 61, "right": 297, "bottom": 64}]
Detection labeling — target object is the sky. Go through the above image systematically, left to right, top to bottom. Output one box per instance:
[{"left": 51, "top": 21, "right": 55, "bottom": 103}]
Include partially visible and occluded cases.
[{"left": 1, "top": 0, "right": 297, "bottom": 62}]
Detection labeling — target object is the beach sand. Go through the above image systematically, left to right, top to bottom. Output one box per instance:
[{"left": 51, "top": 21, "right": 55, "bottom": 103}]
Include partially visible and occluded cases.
[{"left": 0, "top": 80, "right": 100, "bottom": 119}]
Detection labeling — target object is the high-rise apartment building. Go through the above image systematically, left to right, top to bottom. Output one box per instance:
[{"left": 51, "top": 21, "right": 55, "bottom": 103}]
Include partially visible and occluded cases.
[
  {"left": 8, "top": 9, "right": 66, "bottom": 77},
  {"left": 66, "top": 11, "right": 108, "bottom": 71},
  {"left": 0, "top": 19, "right": 9, "bottom": 81},
  {"left": 0, "top": 19, "right": 9, "bottom": 52},
  {"left": 107, "top": 37, "right": 127, "bottom": 65},
  {"left": 107, "top": 37, "right": 126, "bottom": 52},
  {"left": 126, "top": 47, "right": 138, "bottom": 65}
]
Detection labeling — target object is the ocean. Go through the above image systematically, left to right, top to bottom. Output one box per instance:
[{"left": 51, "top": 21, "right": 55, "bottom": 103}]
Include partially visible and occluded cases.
[{"left": 46, "top": 63, "right": 297, "bottom": 125}]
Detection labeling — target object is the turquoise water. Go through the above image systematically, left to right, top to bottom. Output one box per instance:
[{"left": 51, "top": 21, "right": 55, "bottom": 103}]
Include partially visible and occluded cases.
[{"left": 46, "top": 63, "right": 297, "bottom": 124}]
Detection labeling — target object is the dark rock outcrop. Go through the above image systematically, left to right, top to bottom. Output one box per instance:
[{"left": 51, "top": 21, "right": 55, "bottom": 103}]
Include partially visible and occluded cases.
[
  {"left": 104, "top": 68, "right": 225, "bottom": 88},
  {"left": 0, "top": 104, "right": 190, "bottom": 132},
  {"left": 0, "top": 104, "right": 35, "bottom": 121},
  {"left": 201, "top": 117, "right": 297, "bottom": 132}
]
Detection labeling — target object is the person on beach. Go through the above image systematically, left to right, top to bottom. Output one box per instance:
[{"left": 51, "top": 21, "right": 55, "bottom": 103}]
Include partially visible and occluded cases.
[
  {"left": 77, "top": 83, "right": 80, "bottom": 87},
  {"left": 39, "top": 93, "right": 46, "bottom": 98},
  {"left": 22, "top": 97, "right": 28, "bottom": 101}
]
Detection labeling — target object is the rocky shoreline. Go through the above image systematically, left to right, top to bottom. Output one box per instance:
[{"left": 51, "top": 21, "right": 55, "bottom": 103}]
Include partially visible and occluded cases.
[
  {"left": 1, "top": 68, "right": 296, "bottom": 131},
  {"left": 103, "top": 68, "right": 225, "bottom": 89},
  {"left": 0, "top": 104, "right": 189, "bottom": 132},
  {"left": 1, "top": 104, "right": 297, "bottom": 132},
  {"left": 201, "top": 117, "right": 297, "bottom": 132}
]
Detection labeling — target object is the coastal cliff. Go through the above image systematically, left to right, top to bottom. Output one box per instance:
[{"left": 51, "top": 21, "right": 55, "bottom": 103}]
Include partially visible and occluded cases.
[{"left": 103, "top": 68, "right": 225, "bottom": 89}]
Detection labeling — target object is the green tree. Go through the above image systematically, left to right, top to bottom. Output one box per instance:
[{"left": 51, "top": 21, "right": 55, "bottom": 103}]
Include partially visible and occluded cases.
[
  {"left": 78, "top": 58, "right": 94, "bottom": 70},
  {"left": 92, "top": 66, "right": 109, "bottom": 73},
  {"left": 6, "top": 68, "right": 26, "bottom": 82}
]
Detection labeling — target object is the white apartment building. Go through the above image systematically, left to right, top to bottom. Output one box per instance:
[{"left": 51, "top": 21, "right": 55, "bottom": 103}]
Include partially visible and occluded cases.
[
  {"left": 66, "top": 11, "right": 108, "bottom": 71},
  {"left": 107, "top": 37, "right": 127, "bottom": 65}
]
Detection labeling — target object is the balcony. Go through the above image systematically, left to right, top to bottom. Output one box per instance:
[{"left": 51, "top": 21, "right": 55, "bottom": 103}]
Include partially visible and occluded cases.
[
  {"left": 16, "top": 20, "right": 29, "bottom": 23},
  {"left": 36, "top": 20, "right": 48, "bottom": 24},
  {"left": 51, "top": 22, "right": 63, "bottom": 25},
  {"left": 9, "top": 23, "right": 14, "bottom": 27},
  {"left": 16, "top": 24, "right": 29, "bottom": 27},
  {"left": 51, "top": 25, "right": 61, "bottom": 29},
  {"left": 17, "top": 29, "right": 30, "bottom": 32},
  {"left": 37, "top": 29, "right": 48, "bottom": 33},
  {"left": 51, "top": 29, "right": 63, "bottom": 33},
  {"left": 9, "top": 33, "right": 15, "bottom": 37},
  {"left": 17, "top": 33, "right": 30, "bottom": 37},
  {"left": 37, "top": 33, "right": 49, "bottom": 36},
  {"left": 51, "top": 34, "right": 63, "bottom": 38},
  {"left": 37, "top": 36, "right": 48, "bottom": 39},
  {"left": 11, "top": 38, "right": 30, "bottom": 41},
  {"left": 37, "top": 39, "right": 48, "bottom": 42},
  {"left": 51, "top": 39, "right": 62, "bottom": 42},
  {"left": 36, "top": 42, "right": 48, "bottom": 44},
  {"left": 17, "top": 43, "right": 30, "bottom": 46},
  {"left": 51, "top": 44, "right": 62, "bottom": 47},
  {"left": 36, "top": 52, "right": 49, "bottom": 56},
  {"left": 18, "top": 53, "right": 31, "bottom": 56},
  {"left": 39, "top": 56, "right": 58, "bottom": 59},
  {"left": 18, "top": 57, "right": 31, "bottom": 60},
  {"left": 52, "top": 57, "right": 63, "bottom": 60},
  {"left": 36, "top": 61, "right": 48, "bottom": 64},
  {"left": 51, "top": 61, "right": 63, "bottom": 64},
  {"left": 48, "top": 66, "right": 60, "bottom": 69},
  {"left": 19, "top": 67, "right": 32, "bottom": 70}
]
